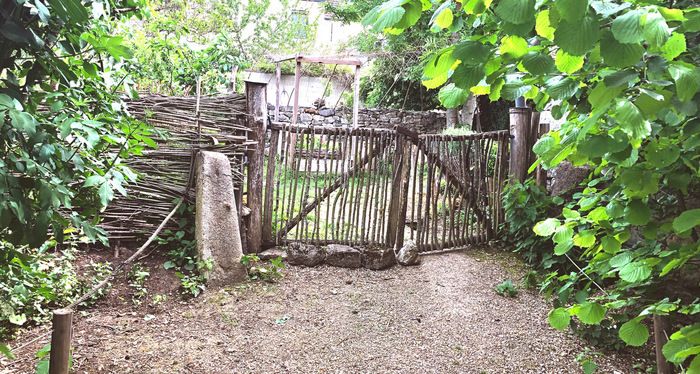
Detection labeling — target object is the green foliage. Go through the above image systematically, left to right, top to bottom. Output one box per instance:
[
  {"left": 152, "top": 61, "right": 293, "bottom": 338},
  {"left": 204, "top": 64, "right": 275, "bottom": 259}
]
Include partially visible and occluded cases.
[
  {"left": 122, "top": 0, "right": 315, "bottom": 94},
  {"left": 326, "top": 0, "right": 447, "bottom": 110},
  {"left": 367, "top": 0, "right": 700, "bottom": 366},
  {"left": 1, "top": 1, "right": 153, "bottom": 248},
  {"left": 502, "top": 180, "right": 568, "bottom": 270},
  {"left": 157, "top": 201, "right": 210, "bottom": 297},
  {"left": 0, "top": 239, "right": 112, "bottom": 341},
  {"left": 240, "top": 254, "right": 286, "bottom": 282},
  {"left": 494, "top": 279, "right": 518, "bottom": 297},
  {"left": 0, "top": 342, "right": 15, "bottom": 360}
]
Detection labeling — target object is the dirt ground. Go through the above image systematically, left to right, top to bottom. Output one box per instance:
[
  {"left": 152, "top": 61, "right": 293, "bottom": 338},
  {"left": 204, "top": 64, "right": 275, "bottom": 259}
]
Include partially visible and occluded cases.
[{"left": 4, "top": 249, "right": 650, "bottom": 373}]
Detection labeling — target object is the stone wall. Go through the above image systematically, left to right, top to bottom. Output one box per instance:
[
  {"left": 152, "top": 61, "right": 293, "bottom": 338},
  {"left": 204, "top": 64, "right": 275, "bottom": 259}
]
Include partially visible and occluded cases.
[{"left": 270, "top": 105, "right": 447, "bottom": 133}]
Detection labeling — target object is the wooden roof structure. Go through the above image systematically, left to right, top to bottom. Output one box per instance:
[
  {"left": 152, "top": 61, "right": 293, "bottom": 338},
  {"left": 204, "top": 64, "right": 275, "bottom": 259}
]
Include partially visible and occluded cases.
[{"left": 271, "top": 54, "right": 362, "bottom": 127}]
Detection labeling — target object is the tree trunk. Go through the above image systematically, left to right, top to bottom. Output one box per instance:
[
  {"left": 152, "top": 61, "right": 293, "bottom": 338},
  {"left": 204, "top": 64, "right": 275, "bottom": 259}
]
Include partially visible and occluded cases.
[
  {"left": 460, "top": 94, "right": 477, "bottom": 130},
  {"left": 476, "top": 95, "right": 495, "bottom": 132},
  {"left": 446, "top": 108, "right": 459, "bottom": 128}
]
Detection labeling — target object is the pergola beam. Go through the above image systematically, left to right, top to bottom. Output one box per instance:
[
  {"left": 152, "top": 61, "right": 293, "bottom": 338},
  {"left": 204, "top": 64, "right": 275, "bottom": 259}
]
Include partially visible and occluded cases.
[{"left": 273, "top": 54, "right": 363, "bottom": 128}]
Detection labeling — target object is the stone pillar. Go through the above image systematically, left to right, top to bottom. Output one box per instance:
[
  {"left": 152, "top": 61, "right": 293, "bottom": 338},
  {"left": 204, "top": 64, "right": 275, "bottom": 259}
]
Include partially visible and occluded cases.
[{"left": 195, "top": 151, "right": 247, "bottom": 285}]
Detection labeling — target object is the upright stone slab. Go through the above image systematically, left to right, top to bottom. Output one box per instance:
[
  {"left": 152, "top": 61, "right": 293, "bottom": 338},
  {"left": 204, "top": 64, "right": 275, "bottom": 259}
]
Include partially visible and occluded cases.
[{"left": 195, "top": 151, "right": 247, "bottom": 285}]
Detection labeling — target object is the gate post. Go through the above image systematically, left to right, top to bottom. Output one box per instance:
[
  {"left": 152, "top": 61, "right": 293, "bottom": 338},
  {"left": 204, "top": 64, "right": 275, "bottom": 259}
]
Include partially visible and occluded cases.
[
  {"left": 245, "top": 80, "right": 268, "bottom": 253},
  {"left": 508, "top": 107, "right": 532, "bottom": 182},
  {"left": 387, "top": 128, "right": 412, "bottom": 249}
]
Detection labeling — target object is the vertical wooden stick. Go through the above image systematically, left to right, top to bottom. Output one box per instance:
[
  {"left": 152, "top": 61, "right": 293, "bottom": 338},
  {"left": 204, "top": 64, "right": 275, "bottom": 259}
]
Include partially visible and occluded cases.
[
  {"left": 292, "top": 60, "right": 301, "bottom": 125},
  {"left": 274, "top": 63, "right": 281, "bottom": 122},
  {"left": 352, "top": 65, "right": 360, "bottom": 127},
  {"left": 245, "top": 80, "right": 268, "bottom": 253},
  {"left": 262, "top": 129, "right": 279, "bottom": 244},
  {"left": 395, "top": 136, "right": 411, "bottom": 249},
  {"left": 49, "top": 308, "right": 73, "bottom": 374},
  {"left": 654, "top": 315, "right": 673, "bottom": 374}
]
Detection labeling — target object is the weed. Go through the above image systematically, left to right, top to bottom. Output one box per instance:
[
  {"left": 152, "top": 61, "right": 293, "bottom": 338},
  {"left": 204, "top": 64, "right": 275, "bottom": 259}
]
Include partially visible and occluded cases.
[
  {"left": 240, "top": 255, "right": 285, "bottom": 282},
  {"left": 127, "top": 263, "right": 150, "bottom": 305},
  {"left": 522, "top": 270, "right": 539, "bottom": 290},
  {"left": 494, "top": 279, "right": 518, "bottom": 298},
  {"left": 150, "top": 294, "right": 168, "bottom": 307}
]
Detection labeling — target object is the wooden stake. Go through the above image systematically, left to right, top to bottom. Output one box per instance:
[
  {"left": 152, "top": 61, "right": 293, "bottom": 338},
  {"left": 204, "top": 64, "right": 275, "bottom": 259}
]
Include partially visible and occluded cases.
[
  {"left": 245, "top": 80, "right": 268, "bottom": 253},
  {"left": 49, "top": 308, "right": 72, "bottom": 374},
  {"left": 654, "top": 315, "right": 673, "bottom": 374}
]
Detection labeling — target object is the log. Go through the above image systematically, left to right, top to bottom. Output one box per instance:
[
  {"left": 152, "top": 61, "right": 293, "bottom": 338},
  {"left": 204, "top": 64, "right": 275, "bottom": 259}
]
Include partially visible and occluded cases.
[{"left": 509, "top": 107, "right": 532, "bottom": 182}]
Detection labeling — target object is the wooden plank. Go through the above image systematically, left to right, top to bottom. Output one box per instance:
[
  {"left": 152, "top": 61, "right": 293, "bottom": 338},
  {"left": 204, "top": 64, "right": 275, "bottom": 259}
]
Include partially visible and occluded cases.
[
  {"left": 298, "top": 56, "right": 362, "bottom": 66},
  {"left": 245, "top": 81, "right": 268, "bottom": 253},
  {"left": 270, "top": 122, "right": 394, "bottom": 136},
  {"left": 262, "top": 129, "right": 279, "bottom": 244},
  {"left": 49, "top": 308, "right": 73, "bottom": 374}
]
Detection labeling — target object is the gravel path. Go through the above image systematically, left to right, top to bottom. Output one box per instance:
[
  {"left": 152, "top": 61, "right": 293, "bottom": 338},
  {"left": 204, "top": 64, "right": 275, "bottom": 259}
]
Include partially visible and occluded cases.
[{"left": 8, "top": 250, "right": 646, "bottom": 373}]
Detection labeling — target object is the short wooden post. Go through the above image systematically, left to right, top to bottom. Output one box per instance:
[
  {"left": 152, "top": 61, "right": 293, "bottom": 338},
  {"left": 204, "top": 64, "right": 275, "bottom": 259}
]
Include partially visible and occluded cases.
[
  {"left": 245, "top": 80, "right": 268, "bottom": 253},
  {"left": 508, "top": 107, "right": 532, "bottom": 182},
  {"left": 262, "top": 129, "right": 279, "bottom": 245},
  {"left": 49, "top": 308, "right": 72, "bottom": 374},
  {"left": 654, "top": 315, "right": 673, "bottom": 374}
]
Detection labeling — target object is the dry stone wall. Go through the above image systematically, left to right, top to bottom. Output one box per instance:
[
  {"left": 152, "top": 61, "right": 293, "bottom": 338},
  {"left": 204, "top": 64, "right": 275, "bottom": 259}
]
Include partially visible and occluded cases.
[{"left": 270, "top": 105, "right": 447, "bottom": 133}]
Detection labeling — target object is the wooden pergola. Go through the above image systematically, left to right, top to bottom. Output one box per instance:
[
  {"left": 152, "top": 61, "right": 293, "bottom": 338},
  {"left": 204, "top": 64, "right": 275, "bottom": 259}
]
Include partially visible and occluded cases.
[{"left": 272, "top": 54, "right": 362, "bottom": 127}]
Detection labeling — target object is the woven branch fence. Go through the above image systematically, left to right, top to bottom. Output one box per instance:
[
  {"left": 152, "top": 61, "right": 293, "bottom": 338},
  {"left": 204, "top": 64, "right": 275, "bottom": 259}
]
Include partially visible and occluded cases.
[{"left": 101, "top": 94, "right": 254, "bottom": 241}]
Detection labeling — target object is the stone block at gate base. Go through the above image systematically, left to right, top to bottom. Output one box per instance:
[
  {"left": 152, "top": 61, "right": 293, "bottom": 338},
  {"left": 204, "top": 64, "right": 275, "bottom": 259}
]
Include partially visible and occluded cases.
[
  {"left": 195, "top": 151, "right": 247, "bottom": 286},
  {"left": 286, "top": 242, "right": 325, "bottom": 267},
  {"left": 325, "top": 244, "right": 362, "bottom": 268},
  {"left": 362, "top": 246, "right": 396, "bottom": 270}
]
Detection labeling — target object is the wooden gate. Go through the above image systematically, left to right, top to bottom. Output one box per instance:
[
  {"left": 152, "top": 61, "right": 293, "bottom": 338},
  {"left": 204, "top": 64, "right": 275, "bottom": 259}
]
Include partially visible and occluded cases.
[
  {"left": 261, "top": 122, "right": 509, "bottom": 252},
  {"left": 395, "top": 128, "right": 510, "bottom": 252}
]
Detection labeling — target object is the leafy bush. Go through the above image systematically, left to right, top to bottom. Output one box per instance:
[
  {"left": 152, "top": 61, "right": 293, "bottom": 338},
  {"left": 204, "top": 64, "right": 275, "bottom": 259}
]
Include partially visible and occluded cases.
[
  {"left": 365, "top": 0, "right": 700, "bottom": 367},
  {"left": 502, "top": 179, "right": 567, "bottom": 270},
  {"left": 157, "top": 201, "right": 211, "bottom": 297},
  {"left": 0, "top": 240, "right": 111, "bottom": 341}
]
